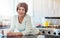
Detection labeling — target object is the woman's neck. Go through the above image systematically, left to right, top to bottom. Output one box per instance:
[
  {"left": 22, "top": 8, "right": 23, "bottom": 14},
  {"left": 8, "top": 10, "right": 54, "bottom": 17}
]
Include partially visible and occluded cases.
[{"left": 18, "top": 15, "right": 25, "bottom": 24}]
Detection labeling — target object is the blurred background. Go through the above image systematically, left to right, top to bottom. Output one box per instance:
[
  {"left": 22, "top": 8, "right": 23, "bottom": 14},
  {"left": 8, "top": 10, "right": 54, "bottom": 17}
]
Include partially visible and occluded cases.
[{"left": 0, "top": 0, "right": 60, "bottom": 37}]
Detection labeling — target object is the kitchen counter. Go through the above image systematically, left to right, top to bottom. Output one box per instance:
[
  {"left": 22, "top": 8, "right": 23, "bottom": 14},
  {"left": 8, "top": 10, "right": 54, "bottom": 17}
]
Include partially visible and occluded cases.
[{"left": 37, "top": 28, "right": 60, "bottom": 36}]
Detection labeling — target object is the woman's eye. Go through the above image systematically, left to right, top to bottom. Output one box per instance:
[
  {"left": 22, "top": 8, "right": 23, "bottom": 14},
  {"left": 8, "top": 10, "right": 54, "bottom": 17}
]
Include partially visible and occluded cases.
[
  {"left": 18, "top": 9, "right": 21, "bottom": 10},
  {"left": 18, "top": 9, "right": 25, "bottom": 11},
  {"left": 22, "top": 9, "right": 25, "bottom": 11}
]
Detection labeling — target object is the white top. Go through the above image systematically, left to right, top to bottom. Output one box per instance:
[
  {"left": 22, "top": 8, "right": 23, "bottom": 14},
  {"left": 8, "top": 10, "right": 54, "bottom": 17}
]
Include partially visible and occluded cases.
[{"left": 10, "top": 14, "right": 39, "bottom": 35}]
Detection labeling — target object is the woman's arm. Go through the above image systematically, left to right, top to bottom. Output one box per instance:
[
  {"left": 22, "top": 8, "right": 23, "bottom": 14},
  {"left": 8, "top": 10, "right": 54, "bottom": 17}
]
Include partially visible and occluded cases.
[
  {"left": 21, "top": 15, "right": 32, "bottom": 35},
  {"left": 22, "top": 15, "right": 41, "bottom": 35},
  {"left": 7, "top": 32, "right": 23, "bottom": 36}
]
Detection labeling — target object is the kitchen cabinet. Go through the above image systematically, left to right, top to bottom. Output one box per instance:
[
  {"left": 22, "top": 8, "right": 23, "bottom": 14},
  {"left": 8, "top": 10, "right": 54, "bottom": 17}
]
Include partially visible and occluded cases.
[
  {"left": 33, "top": 0, "right": 60, "bottom": 26},
  {"left": 33, "top": 0, "right": 60, "bottom": 17}
]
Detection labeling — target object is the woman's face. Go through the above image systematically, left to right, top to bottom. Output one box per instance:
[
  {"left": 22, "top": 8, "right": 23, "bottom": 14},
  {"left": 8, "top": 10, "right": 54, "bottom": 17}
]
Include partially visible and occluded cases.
[{"left": 17, "top": 7, "right": 25, "bottom": 17}]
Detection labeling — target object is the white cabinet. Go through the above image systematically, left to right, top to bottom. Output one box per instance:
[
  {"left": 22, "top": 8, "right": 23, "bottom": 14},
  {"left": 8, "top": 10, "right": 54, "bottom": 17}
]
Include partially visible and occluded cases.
[
  {"left": 33, "top": 0, "right": 60, "bottom": 26},
  {"left": 33, "top": 0, "right": 60, "bottom": 17}
]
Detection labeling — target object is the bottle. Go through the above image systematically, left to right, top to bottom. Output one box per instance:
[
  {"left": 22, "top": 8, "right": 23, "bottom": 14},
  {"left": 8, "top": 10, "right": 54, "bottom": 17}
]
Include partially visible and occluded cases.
[{"left": 43, "top": 21, "right": 49, "bottom": 27}]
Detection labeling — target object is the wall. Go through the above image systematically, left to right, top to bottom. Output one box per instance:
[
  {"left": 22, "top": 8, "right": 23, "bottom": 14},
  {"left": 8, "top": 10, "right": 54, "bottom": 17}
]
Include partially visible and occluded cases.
[{"left": 33, "top": 0, "right": 60, "bottom": 26}]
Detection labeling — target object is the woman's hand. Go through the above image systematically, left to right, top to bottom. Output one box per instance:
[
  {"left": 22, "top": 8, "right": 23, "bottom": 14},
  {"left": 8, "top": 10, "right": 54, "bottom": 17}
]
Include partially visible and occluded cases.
[
  {"left": 7, "top": 32, "right": 23, "bottom": 36},
  {"left": 7, "top": 32, "right": 16, "bottom": 36},
  {"left": 7, "top": 32, "right": 23, "bottom": 38},
  {"left": 15, "top": 32, "right": 23, "bottom": 35},
  {"left": 37, "top": 32, "right": 42, "bottom": 35}
]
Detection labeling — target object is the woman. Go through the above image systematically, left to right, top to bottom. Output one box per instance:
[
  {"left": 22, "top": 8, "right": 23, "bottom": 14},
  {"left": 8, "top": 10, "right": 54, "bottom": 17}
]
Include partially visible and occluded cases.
[{"left": 7, "top": 2, "right": 40, "bottom": 36}]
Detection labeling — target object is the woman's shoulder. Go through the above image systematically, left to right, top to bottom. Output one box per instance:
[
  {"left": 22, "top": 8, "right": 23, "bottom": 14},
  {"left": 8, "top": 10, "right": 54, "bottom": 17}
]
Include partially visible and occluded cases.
[
  {"left": 25, "top": 14, "right": 31, "bottom": 18},
  {"left": 25, "top": 14, "right": 31, "bottom": 21},
  {"left": 11, "top": 15, "right": 18, "bottom": 20},
  {"left": 13, "top": 15, "right": 18, "bottom": 18}
]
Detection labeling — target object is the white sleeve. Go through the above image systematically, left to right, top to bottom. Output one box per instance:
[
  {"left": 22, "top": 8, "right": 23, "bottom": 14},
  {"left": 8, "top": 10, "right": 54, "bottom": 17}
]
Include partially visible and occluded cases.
[
  {"left": 9, "top": 16, "right": 15, "bottom": 32},
  {"left": 22, "top": 16, "right": 39, "bottom": 35},
  {"left": 22, "top": 16, "right": 32, "bottom": 35}
]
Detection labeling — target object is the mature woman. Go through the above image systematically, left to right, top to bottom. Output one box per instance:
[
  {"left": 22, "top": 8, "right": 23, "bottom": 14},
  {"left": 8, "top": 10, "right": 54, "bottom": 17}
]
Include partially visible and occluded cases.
[{"left": 7, "top": 2, "right": 40, "bottom": 36}]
